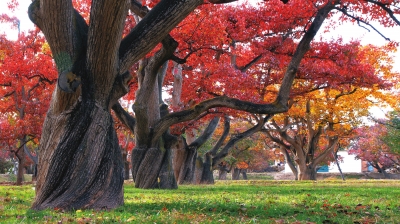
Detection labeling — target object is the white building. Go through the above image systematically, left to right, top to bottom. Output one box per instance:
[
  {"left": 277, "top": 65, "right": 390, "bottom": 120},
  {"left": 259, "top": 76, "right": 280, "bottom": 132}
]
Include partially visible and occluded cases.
[{"left": 284, "top": 151, "right": 364, "bottom": 173}]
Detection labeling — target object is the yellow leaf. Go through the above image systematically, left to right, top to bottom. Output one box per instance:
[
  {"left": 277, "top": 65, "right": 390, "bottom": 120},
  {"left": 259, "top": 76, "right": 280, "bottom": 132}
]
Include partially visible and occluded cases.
[{"left": 126, "top": 216, "right": 136, "bottom": 222}]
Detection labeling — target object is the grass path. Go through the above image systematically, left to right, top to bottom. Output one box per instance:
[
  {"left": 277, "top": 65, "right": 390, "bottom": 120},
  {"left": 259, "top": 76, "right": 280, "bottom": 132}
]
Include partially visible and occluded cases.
[{"left": 1, "top": 180, "right": 399, "bottom": 223}]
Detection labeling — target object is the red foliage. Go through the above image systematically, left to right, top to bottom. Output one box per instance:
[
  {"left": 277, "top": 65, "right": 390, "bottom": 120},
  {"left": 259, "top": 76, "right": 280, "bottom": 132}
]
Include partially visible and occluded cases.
[
  {"left": 0, "top": 28, "right": 57, "bottom": 152},
  {"left": 349, "top": 124, "right": 399, "bottom": 170}
]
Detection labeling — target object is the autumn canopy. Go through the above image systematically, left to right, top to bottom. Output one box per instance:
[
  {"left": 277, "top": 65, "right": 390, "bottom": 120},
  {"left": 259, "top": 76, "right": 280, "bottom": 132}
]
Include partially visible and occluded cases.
[{"left": 0, "top": 0, "right": 399, "bottom": 211}]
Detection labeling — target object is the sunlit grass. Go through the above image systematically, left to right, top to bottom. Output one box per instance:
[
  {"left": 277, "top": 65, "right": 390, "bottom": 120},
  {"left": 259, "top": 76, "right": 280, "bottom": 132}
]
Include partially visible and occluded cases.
[{"left": 1, "top": 180, "right": 399, "bottom": 223}]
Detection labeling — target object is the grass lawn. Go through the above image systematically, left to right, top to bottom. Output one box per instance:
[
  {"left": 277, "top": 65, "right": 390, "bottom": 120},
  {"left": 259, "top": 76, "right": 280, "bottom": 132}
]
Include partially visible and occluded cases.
[
  {"left": 0, "top": 174, "right": 32, "bottom": 182},
  {"left": 1, "top": 180, "right": 399, "bottom": 223}
]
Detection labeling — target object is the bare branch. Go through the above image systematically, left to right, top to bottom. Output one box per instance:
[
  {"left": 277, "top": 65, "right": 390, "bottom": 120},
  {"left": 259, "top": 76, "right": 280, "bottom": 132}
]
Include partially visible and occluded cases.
[
  {"left": 365, "top": 0, "right": 400, "bottom": 26},
  {"left": 334, "top": 7, "right": 391, "bottom": 41},
  {"left": 334, "top": 88, "right": 357, "bottom": 100},
  {"left": 152, "top": 95, "right": 289, "bottom": 144},
  {"left": 112, "top": 102, "right": 136, "bottom": 133},
  {"left": 209, "top": 115, "right": 230, "bottom": 155},
  {"left": 212, "top": 115, "right": 271, "bottom": 166},
  {"left": 188, "top": 117, "right": 220, "bottom": 149}
]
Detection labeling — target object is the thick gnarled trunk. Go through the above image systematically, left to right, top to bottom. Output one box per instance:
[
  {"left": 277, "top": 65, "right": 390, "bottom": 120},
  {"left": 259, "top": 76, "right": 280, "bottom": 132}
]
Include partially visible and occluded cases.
[
  {"left": 32, "top": 101, "right": 124, "bottom": 210},
  {"left": 131, "top": 140, "right": 178, "bottom": 189}
]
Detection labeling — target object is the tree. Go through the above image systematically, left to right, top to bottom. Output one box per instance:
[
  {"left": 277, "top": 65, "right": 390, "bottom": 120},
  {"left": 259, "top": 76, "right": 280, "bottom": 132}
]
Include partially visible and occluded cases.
[
  {"left": 25, "top": 0, "right": 400, "bottom": 210},
  {"left": 0, "top": 26, "right": 56, "bottom": 185},
  {"left": 261, "top": 38, "right": 399, "bottom": 180},
  {"left": 383, "top": 111, "right": 400, "bottom": 155},
  {"left": 349, "top": 124, "right": 400, "bottom": 177}
]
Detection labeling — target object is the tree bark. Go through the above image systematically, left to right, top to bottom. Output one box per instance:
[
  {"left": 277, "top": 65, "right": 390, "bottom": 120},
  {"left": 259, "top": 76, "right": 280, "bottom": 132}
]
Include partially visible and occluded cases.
[
  {"left": 32, "top": 102, "right": 124, "bottom": 210},
  {"left": 175, "top": 117, "right": 220, "bottom": 184},
  {"left": 15, "top": 141, "right": 26, "bottom": 185},
  {"left": 200, "top": 152, "right": 215, "bottom": 184},
  {"left": 217, "top": 162, "right": 230, "bottom": 180},
  {"left": 297, "top": 165, "right": 317, "bottom": 180},
  {"left": 232, "top": 168, "right": 240, "bottom": 180},
  {"left": 218, "top": 169, "right": 228, "bottom": 180},
  {"left": 241, "top": 169, "right": 248, "bottom": 180}
]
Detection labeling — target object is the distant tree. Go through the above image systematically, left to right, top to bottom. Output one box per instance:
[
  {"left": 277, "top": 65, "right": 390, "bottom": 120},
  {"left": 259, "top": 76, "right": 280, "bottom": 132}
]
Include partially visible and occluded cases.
[
  {"left": 0, "top": 26, "right": 57, "bottom": 185},
  {"left": 383, "top": 111, "right": 400, "bottom": 155},
  {"left": 349, "top": 124, "right": 400, "bottom": 177}
]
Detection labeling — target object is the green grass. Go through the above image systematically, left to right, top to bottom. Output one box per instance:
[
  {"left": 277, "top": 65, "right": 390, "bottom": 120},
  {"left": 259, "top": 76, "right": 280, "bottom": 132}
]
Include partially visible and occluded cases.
[
  {"left": 0, "top": 174, "right": 32, "bottom": 182},
  {"left": 1, "top": 180, "right": 400, "bottom": 223}
]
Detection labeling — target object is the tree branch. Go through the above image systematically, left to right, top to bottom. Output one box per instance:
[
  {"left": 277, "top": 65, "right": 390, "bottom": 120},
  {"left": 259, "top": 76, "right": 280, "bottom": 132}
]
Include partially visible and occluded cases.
[
  {"left": 86, "top": 0, "right": 129, "bottom": 103},
  {"left": 119, "top": 0, "right": 204, "bottom": 73},
  {"left": 276, "top": 0, "right": 336, "bottom": 107},
  {"left": 365, "top": 0, "right": 400, "bottom": 26},
  {"left": 334, "top": 6, "right": 391, "bottom": 41},
  {"left": 239, "top": 54, "right": 263, "bottom": 72},
  {"left": 152, "top": 96, "right": 289, "bottom": 144},
  {"left": 112, "top": 102, "right": 136, "bottom": 133},
  {"left": 209, "top": 115, "right": 230, "bottom": 155},
  {"left": 212, "top": 115, "right": 271, "bottom": 166},
  {"left": 188, "top": 116, "right": 220, "bottom": 149},
  {"left": 313, "top": 136, "right": 339, "bottom": 166}
]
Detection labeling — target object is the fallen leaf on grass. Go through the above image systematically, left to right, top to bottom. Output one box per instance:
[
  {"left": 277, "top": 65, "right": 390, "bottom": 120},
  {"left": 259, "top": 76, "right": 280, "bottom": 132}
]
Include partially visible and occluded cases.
[
  {"left": 355, "top": 204, "right": 366, "bottom": 210},
  {"left": 126, "top": 216, "right": 136, "bottom": 222},
  {"left": 76, "top": 217, "right": 92, "bottom": 224}
]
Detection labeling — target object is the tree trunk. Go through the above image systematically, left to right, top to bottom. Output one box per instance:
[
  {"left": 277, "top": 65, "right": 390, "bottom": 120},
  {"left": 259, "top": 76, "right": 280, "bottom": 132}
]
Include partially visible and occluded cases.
[
  {"left": 32, "top": 102, "right": 124, "bottom": 210},
  {"left": 16, "top": 138, "right": 26, "bottom": 185},
  {"left": 158, "top": 139, "right": 178, "bottom": 189},
  {"left": 24, "top": 145, "right": 38, "bottom": 181},
  {"left": 177, "top": 146, "right": 197, "bottom": 184},
  {"left": 122, "top": 147, "right": 130, "bottom": 180},
  {"left": 131, "top": 147, "right": 164, "bottom": 188},
  {"left": 333, "top": 151, "right": 345, "bottom": 181},
  {"left": 200, "top": 153, "right": 215, "bottom": 184},
  {"left": 194, "top": 156, "right": 204, "bottom": 184},
  {"left": 217, "top": 162, "right": 229, "bottom": 180},
  {"left": 374, "top": 162, "right": 391, "bottom": 179},
  {"left": 297, "top": 164, "right": 317, "bottom": 180},
  {"left": 232, "top": 168, "right": 240, "bottom": 180},
  {"left": 218, "top": 169, "right": 228, "bottom": 180},
  {"left": 241, "top": 169, "right": 248, "bottom": 180}
]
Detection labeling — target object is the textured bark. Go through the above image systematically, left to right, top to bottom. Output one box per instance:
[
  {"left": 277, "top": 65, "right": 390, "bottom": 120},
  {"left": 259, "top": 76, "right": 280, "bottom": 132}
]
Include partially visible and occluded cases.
[
  {"left": 29, "top": 0, "right": 128, "bottom": 210},
  {"left": 131, "top": 37, "right": 179, "bottom": 189},
  {"left": 32, "top": 102, "right": 124, "bottom": 210},
  {"left": 172, "top": 118, "right": 220, "bottom": 184},
  {"left": 158, "top": 136, "right": 178, "bottom": 189},
  {"left": 15, "top": 143, "right": 26, "bottom": 186},
  {"left": 176, "top": 146, "right": 197, "bottom": 184},
  {"left": 122, "top": 147, "right": 130, "bottom": 180},
  {"left": 200, "top": 152, "right": 214, "bottom": 184},
  {"left": 193, "top": 156, "right": 204, "bottom": 184},
  {"left": 297, "top": 165, "right": 317, "bottom": 181},
  {"left": 232, "top": 168, "right": 240, "bottom": 180},
  {"left": 218, "top": 169, "right": 228, "bottom": 180},
  {"left": 241, "top": 169, "right": 248, "bottom": 180}
]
